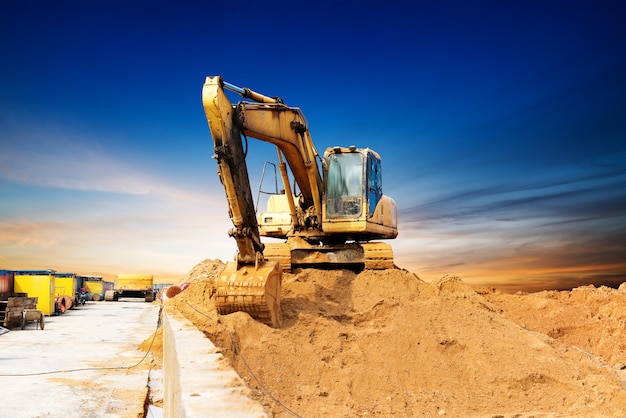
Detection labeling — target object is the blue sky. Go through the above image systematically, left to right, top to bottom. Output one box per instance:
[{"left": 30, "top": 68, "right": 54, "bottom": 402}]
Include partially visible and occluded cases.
[{"left": 1, "top": 1, "right": 625, "bottom": 291}]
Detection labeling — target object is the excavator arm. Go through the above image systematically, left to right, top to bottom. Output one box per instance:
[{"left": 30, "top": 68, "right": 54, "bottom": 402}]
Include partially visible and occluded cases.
[
  {"left": 203, "top": 75, "right": 329, "bottom": 253},
  {"left": 202, "top": 76, "right": 282, "bottom": 327},
  {"left": 202, "top": 78, "right": 264, "bottom": 264},
  {"left": 215, "top": 78, "right": 325, "bottom": 230},
  {"left": 237, "top": 102, "right": 323, "bottom": 216}
]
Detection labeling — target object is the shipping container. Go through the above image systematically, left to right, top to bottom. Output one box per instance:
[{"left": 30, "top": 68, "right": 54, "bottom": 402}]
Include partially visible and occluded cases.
[
  {"left": 0, "top": 270, "right": 14, "bottom": 294},
  {"left": 14, "top": 270, "right": 56, "bottom": 315},
  {"left": 54, "top": 272, "right": 77, "bottom": 311},
  {"left": 55, "top": 272, "right": 78, "bottom": 297},
  {"left": 77, "top": 276, "right": 111, "bottom": 301},
  {"left": 77, "top": 276, "right": 114, "bottom": 301},
  {"left": 88, "top": 281, "right": 103, "bottom": 295}
]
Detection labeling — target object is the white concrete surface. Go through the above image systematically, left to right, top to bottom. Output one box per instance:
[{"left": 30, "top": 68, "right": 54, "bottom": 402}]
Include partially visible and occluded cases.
[
  {"left": 0, "top": 300, "right": 160, "bottom": 418},
  {"left": 163, "top": 309, "right": 267, "bottom": 418}
]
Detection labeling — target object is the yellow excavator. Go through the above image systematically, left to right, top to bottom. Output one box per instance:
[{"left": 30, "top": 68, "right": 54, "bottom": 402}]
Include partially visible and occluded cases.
[{"left": 202, "top": 76, "right": 398, "bottom": 327}]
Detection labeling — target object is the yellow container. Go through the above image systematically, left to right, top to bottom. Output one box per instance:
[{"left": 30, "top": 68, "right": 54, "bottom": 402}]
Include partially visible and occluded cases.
[
  {"left": 14, "top": 271, "right": 56, "bottom": 315},
  {"left": 55, "top": 274, "right": 77, "bottom": 298},
  {"left": 116, "top": 274, "right": 153, "bottom": 291},
  {"left": 84, "top": 280, "right": 104, "bottom": 295}
]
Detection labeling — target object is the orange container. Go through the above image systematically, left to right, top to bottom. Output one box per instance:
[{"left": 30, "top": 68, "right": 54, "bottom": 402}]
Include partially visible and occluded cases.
[{"left": 0, "top": 270, "right": 13, "bottom": 293}]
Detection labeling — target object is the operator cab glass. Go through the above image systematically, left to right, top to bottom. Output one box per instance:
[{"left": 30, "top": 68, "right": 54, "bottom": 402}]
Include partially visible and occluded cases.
[
  {"left": 325, "top": 150, "right": 383, "bottom": 219},
  {"left": 326, "top": 152, "right": 363, "bottom": 218}
]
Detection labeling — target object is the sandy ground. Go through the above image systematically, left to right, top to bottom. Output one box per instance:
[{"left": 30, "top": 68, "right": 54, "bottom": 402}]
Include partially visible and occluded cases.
[{"left": 165, "top": 259, "right": 626, "bottom": 417}]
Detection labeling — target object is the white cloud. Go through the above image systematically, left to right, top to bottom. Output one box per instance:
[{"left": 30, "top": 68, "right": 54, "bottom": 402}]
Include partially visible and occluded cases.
[
  {"left": 0, "top": 121, "right": 238, "bottom": 276},
  {"left": 3, "top": 137, "right": 168, "bottom": 196}
]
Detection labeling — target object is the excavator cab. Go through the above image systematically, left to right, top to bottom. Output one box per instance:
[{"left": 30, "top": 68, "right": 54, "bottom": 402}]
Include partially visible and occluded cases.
[{"left": 322, "top": 146, "right": 398, "bottom": 239}]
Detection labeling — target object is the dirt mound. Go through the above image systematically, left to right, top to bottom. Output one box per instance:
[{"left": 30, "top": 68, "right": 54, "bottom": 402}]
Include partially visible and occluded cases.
[
  {"left": 184, "top": 258, "right": 225, "bottom": 284},
  {"left": 167, "top": 260, "right": 626, "bottom": 417},
  {"left": 480, "top": 284, "right": 626, "bottom": 371}
]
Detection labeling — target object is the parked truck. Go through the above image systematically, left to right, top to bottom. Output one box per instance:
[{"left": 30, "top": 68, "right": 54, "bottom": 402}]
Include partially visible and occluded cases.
[{"left": 104, "top": 274, "right": 155, "bottom": 302}]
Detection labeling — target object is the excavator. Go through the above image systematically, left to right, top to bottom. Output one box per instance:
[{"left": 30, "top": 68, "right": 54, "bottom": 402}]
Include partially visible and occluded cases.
[{"left": 202, "top": 76, "right": 398, "bottom": 328}]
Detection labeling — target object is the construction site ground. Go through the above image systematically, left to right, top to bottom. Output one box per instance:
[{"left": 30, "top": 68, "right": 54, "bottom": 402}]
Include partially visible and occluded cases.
[
  {"left": 4, "top": 259, "right": 625, "bottom": 417},
  {"left": 165, "top": 259, "right": 626, "bottom": 418},
  {"left": 0, "top": 299, "right": 160, "bottom": 418}
]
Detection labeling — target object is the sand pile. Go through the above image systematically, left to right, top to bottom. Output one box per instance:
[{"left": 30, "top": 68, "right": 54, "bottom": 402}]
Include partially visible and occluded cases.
[
  {"left": 166, "top": 259, "right": 626, "bottom": 417},
  {"left": 479, "top": 284, "right": 626, "bottom": 376}
]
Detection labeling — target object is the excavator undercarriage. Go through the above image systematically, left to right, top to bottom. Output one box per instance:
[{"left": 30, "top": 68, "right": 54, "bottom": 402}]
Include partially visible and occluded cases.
[{"left": 263, "top": 239, "right": 395, "bottom": 272}]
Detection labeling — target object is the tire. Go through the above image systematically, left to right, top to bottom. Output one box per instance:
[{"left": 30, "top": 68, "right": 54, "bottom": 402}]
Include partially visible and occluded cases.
[{"left": 39, "top": 315, "right": 45, "bottom": 330}]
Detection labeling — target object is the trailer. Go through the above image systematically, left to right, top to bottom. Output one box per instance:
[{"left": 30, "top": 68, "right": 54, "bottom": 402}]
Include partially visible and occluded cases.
[
  {"left": 105, "top": 274, "right": 154, "bottom": 302},
  {"left": 0, "top": 295, "right": 42, "bottom": 330}
]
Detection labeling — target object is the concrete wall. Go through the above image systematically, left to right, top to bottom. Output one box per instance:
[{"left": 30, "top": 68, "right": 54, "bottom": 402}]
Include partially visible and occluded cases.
[{"left": 163, "top": 308, "right": 267, "bottom": 417}]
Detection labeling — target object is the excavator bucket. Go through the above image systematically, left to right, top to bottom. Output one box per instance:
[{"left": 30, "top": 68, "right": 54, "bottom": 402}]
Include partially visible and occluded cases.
[{"left": 215, "top": 260, "right": 283, "bottom": 328}]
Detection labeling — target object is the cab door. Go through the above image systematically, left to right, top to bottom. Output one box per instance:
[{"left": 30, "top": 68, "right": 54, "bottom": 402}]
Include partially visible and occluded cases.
[{"left": 367, "top": 154, "right": 382, "bottom": 219}]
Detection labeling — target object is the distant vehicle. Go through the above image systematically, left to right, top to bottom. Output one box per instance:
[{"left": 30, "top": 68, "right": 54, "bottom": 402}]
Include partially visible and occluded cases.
[{"left": 105, "top": 274, "right": 155, "bottom": 302}]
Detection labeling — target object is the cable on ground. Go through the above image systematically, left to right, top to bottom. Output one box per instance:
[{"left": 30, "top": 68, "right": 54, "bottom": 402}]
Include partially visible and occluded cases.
[{"left": 0, "top": 305, "right": 162, "bottom": 377}]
